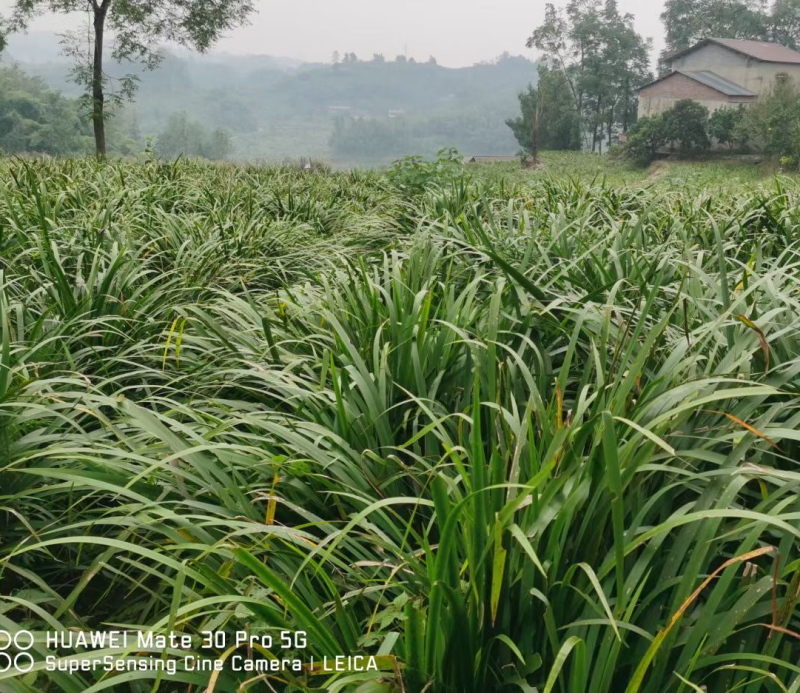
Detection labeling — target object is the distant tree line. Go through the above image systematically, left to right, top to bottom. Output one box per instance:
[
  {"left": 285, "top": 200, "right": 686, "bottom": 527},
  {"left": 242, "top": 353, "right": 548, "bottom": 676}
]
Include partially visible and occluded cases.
[
  {"left": 2, "top": 39, "right": 537, "bottom": 164},
  {"left": 331, "top": 52, "right": 439, "bottom": 66},
  {"left": 330, "top": 107, "right": 519, "bottom": 161},
  {"left": 155, "top": 112, "right": 234, "bottom": 161}
]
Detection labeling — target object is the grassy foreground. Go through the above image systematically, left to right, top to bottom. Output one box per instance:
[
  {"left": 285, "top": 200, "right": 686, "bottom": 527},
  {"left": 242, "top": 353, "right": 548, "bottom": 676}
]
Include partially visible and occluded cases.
[{"left": 1, "top": 157, "right": 799, "bottom": 693}]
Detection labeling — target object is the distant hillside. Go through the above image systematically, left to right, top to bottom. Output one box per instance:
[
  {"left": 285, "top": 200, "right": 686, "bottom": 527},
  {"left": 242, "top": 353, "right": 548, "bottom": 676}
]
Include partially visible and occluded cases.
[{"left": 1, "top": 33, "right": 537, "bottom": 164}]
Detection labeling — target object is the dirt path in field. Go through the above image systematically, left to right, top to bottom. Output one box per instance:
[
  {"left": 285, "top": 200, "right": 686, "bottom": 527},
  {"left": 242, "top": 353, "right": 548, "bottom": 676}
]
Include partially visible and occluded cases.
[{"left": 647, "top": 160, "right": 671, "bottom": 181}]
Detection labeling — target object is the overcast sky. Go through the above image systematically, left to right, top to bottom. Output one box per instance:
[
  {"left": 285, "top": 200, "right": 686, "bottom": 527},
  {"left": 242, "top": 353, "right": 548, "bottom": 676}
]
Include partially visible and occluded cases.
[{"left": 0, "top": 0, "right": 667, "bottom": 68}]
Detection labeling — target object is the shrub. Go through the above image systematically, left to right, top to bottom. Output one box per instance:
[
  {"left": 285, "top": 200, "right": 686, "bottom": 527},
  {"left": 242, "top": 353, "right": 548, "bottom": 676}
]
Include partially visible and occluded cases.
[
  {"left": 743, "top": 78, "right": 800, "bottom": 168},
  {"left": 661, "top": 98, "right": 711, "bottom": 154},
  {"left": 622, "top": 100, "right": 712, "bottom": 161},
  {"left": 708, "top": 105, "right": 749, "bottom": 150},
  {"left": 623, "top": 114, "right": 668, "bottom": 162},
  {"left": 388, "top": 146, "right": 465, "bottom": 193}
]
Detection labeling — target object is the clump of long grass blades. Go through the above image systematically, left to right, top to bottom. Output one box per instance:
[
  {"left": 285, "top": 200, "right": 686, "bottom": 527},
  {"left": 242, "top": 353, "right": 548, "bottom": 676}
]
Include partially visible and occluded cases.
[{"left": 0, "top": 157, "right": 799, "bottom": 693}]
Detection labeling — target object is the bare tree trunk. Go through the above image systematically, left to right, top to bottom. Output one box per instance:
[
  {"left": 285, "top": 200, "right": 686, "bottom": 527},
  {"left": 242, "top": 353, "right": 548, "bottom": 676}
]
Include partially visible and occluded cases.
[
  {"left": 92, "top": 2, "right": 110, "bottom": 158},
  {"left": 531, "top": 86, "right": 540, "bottom": 166},
  {"left": 592, "top": 96, "right": 604, "bottom": 153}
]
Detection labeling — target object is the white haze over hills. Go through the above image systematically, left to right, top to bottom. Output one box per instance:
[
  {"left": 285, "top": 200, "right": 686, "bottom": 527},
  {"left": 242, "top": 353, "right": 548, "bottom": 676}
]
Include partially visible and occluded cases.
[
  {"left": 0, "top": 0, "right": 665, "bottom": 68},
  {"left": 3, "top": 32, "right": 304, "bottom": 72}
]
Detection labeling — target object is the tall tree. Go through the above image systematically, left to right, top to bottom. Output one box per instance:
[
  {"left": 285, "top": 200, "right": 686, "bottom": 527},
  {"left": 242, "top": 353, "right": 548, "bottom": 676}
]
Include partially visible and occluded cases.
[
  {"left": 1, "top": 0, "right": 255, "bottom": 158},
  {"left": 526, "top": 0, "right": 651, "bottom": 151},
  {"left": 659, "top": 0, "right": 770, "bottom": 70},
  {"left": 770, "top": 0, "right": 800, "bottom": 48},
  {"left": 599, "top": 1, "right": 652, "bottom": 140},
  {"left": 506, "top": 65, "right": 582, "bottom": 154}
]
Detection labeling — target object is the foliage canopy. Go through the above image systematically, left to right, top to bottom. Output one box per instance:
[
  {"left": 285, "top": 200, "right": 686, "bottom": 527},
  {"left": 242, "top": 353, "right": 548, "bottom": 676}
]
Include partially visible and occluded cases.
[{"left": 505, "top": 66, "right": 582, "bottom": 154}]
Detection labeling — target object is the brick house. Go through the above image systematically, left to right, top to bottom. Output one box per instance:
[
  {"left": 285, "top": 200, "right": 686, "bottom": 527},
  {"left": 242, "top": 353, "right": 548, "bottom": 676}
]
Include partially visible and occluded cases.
[{"left": 637, "top": 38, "right": 800, "bottom": 119}]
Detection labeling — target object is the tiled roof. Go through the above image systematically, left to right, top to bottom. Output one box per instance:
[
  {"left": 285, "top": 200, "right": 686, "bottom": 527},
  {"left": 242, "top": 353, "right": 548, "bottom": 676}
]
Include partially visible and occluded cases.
[
  {"left": 670, "top": 38, "right": 800, "bottom": 64},
  {"left": 637, "top": 70, "right": 756, "bottom": 97},
  {"left": 681, "top": 70, "right": 756, "bottom": 96}
]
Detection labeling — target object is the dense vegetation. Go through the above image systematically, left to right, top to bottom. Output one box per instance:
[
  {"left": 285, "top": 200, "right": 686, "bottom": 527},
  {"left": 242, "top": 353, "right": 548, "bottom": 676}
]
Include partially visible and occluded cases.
[
  {"left": 0, "top": 64, "right": 149, "bottom": 159},
  {"left": 0, "top": 65, "right": 91, "bottom": 157},
  {"left": 505, "top": 67, "right": 583, "bottom": 154},
  {"left": 624, "top": 81, "right": 800, "bottom": 168},
  {"left": 623, "top": 99, "right": 716, "bottom": 161},
  {"left": 1, "top": 154, "right": 799, "bottom": 692}
]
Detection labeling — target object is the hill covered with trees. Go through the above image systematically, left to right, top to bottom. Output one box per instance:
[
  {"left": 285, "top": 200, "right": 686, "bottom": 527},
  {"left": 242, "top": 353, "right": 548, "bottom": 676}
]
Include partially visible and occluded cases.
[{"left": 1, "top": 33, "right": 537, "bottom": 164}]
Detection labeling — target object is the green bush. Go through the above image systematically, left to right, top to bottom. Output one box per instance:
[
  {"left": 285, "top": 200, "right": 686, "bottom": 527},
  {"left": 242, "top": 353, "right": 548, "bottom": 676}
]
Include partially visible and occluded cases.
[
  {"left": 743, "top": 78, "right": 800, "bottom": 168},
  {"left": 661, "top": 98, "right": 711, "bottom": 154},
  {"left": 622, "top": 99, "right": 711, "bottom": 161},
  {"left": 708, "top": 105, "right": 749, "bottom": 150},
  {"left": 623, "top": 114, "right": 668, "bottom": 162},
  {"left": 387, "top": 146, "right": 466, "bottom": 193}
]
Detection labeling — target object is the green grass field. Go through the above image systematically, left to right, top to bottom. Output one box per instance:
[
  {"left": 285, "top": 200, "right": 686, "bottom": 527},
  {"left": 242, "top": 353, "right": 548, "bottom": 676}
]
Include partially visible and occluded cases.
[
  {"left": 478, "top": 151, "right": 791, "bottom": 188},
  {"left": 1, "top": 154, "right": 799, "bottom": 693}
]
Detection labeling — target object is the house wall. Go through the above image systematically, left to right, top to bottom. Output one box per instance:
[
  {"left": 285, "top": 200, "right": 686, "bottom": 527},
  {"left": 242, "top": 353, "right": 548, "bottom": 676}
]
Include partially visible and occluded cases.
[
  {"left": 671, "top": 43, "right": 800, "bottom": 94},
  {"left": 637, "top": 72, "right": 755, "bottom": 119}
]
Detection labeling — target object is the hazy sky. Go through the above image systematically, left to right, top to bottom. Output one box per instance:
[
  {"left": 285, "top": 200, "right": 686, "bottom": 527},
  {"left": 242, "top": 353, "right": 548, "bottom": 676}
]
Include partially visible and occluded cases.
[{"left": 0, "top": 0, "right": 667, "bottom": 68}]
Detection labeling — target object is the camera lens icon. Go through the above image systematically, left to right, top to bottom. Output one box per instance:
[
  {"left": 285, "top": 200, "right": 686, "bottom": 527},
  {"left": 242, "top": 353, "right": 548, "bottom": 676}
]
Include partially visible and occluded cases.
[
  {"left": 0, "top": 631, "right": 35, "bottom": 673},
  {"left": 13, "top": 632, "right": 33, "bottom": 651},
  {"left": 14, "top": 652, "right": 34, "bottom": 673}
]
